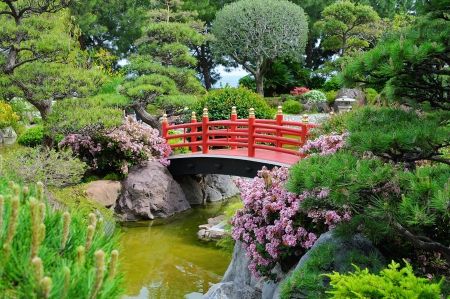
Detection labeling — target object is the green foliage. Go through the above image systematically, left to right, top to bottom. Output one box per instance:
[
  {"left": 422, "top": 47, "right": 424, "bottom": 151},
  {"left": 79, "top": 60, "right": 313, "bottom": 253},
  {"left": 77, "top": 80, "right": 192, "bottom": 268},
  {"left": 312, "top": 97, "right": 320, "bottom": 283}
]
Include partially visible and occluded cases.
[
  {"left": 211, "top": 0, "right": 308, "bottom": 95},
  {"left": 314, "top": 1, "right": 381, "bottom": 56},
  {"left": 341, "top": 1, "right": 450, "bottom": 109},
  {"left": 238, "top": 75, "right": 256, "bottom": 93},
  {"left": 322, "top": 76, "right": 343, "bottom": 92},
  {"left": 194, "top": 86, "right": 274, "bottom": 121},
  {"left": 364, "top": 88, "right": 379, "bottom": 105},
  {"left": 302, "top": 90, "right": 327, "bottom": 104},
  {"left": 325, "top": 90, "right": 338, "bottom": 105},
  {"left": 264, "top": 97, "right": 283, "bottom": 109},
  {"left": 48, "top": 98, "right": 123, "bottom": 136},
  {"left": 0, "top": 100, "right": 20, "bottom": 130},
  {"left": 282, "top": 100, "right": 302, "bottom": 114},
  {"left": 345, "top": 106, "right": 450, "bottom": 163},
  {"left": 17, "top": 126, "right": 44, "bottom": 148},
  {"left": 4, "top": 147, "right": 86, "bottom": 188},
  {"left": 0, "top": 180, "right": 124, "bottom": 298},
  {"left": 216, "top": 200, "right": 243, "bottom": 254},
  {"left": 280, "top": 242, "right": 384, "bottom": 299},
  {"left": 325, "top": 260, "right": 443, "bottom": 298}
]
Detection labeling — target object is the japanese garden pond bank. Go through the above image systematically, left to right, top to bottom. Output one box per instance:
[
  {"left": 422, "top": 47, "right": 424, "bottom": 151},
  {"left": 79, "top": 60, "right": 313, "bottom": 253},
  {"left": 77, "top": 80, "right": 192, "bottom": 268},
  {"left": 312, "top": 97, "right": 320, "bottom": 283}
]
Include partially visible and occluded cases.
[{"left": 120, "top": 198, "right": 236, "bottom": 299}]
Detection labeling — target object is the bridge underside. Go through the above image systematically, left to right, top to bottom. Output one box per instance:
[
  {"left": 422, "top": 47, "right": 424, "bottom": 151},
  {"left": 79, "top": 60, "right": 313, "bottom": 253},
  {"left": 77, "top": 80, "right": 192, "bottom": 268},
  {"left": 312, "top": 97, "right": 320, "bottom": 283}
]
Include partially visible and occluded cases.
[{"left": 167, "top": 150, "right": 300, "bottom": 178}]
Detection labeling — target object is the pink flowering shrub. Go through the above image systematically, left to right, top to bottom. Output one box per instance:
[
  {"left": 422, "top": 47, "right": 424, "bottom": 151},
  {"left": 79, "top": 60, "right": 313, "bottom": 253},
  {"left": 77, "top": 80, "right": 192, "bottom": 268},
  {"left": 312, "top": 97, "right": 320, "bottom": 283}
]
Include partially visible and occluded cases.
[
  {"left": 290, "top": 87, "right": 310, "bottom": 96},
  {"left": 59, "top": 115, "right": 171, "bottom": 175},
  {"left": 299, "top": 132, "right": 349, "bottom": 156},
  {"left": 231, "top": 166, "right": 320, "bottom": 280}
]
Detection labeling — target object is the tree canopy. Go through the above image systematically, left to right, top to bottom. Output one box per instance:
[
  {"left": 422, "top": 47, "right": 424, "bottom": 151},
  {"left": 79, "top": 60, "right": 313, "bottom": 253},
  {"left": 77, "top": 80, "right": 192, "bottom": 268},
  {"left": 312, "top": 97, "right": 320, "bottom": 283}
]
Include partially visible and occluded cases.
[{"left": 210, "top": 0, "right": 308, "bottom": 96}]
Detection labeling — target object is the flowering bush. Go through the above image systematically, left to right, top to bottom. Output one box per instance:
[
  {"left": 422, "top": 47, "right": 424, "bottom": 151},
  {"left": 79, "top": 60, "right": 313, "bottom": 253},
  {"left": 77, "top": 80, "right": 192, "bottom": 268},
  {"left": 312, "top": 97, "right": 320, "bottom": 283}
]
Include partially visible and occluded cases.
[
  {"left": 290, "top": 87, "right": 310, "bottom": 96},
  {"left": 302, "top": 90, "right": 327, "bottom": 104},
  {"left": 0, "top": 100, "right": 20, "bottom": 129},
  {"left": 59, "top": 115, "right": 171, "bottom": 175},
  {"left": 299, "top": 132, "right": 349, "bottom": 156},
  {"left": 231, "top": 166, "right": 319, "bottom": 280}
]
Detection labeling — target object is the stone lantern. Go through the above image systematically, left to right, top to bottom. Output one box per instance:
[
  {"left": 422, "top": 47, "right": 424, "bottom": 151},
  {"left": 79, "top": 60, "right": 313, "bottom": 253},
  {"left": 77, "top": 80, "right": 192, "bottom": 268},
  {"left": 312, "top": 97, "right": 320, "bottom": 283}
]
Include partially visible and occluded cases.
[{"left": 335, "top": 96, "right": 356, "bottom": 113}]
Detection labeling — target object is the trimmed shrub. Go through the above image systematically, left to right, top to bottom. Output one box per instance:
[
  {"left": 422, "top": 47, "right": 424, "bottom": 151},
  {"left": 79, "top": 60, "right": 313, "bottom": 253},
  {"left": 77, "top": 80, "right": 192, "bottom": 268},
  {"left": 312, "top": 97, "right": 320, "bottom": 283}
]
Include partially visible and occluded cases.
[
  {"left": 322, "top": 76, "right": 342, "bottom": 92},
  {"left": 194, "top": 85, "right": 273, "bottom": 121},
  {"left": 365, "top": 88, "right": 379, "bottom": 105},
  {"left": 302, "top": 90, "right": 327, "bottom": 104},
  {"left": 264, "top": 97, "right": 283, "bottom": 108},
  {"left": 282, "top": 100, "right": 302, "bottom": 114},
  {"left": 59, "top": 115, "right": 171, "bottom": 175},
  {"left": 17, "top": 125, "right": 44, "bottom": 147},
  {"left": 4, "top": 147, "right": 87, "bottom": 188},
  {"left": 0, "top": 180, "right": 124, "bottom": 298},
  {"left": 325, "top": 260, "right": 443, "bottom": 298}
]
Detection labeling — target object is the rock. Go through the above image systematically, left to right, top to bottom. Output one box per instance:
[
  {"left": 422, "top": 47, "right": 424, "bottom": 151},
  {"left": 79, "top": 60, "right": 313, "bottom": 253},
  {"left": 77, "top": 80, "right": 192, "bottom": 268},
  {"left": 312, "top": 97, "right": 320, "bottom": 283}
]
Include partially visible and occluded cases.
[
  {"left": 114, "top": 161, "right": 190, "bottom": 221},
  {"left": 175, "top": 174, "right": 204, "bottom": 205},
  {"left": 204, "top": 175, "right": 239, "bottom": 202},
  {"left": 85, "top": 180, "right": 121, "bottom": 208},
  {"left": 197, "top": 215, "right": 227, "bottom": 241},
  {"left": 271, "top": 231, "right": 385, "bottom": 298},
  {"left": 222, "top": 241, "right": 258, "bottom": 287},
  {"left": 203, "top": 282, "right": 262, "bottom": 299}
]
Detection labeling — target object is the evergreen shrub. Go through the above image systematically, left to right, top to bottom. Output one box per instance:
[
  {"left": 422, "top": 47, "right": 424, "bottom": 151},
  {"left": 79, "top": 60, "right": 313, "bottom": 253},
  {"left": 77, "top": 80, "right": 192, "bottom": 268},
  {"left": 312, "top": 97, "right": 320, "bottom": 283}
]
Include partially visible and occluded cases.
[
  {"left": 322, "top": 76, "right": 342, "bottom": 92},
  {"left": 194, "top": 85, "right": 273, "bottom": 121},
  {"left": 364, "top": 88, "right": 379, "bottom": 105},
  {"left": 325, "top": 90, "right": 338, "bottom": 105},
  {"left": 282, "top": 100, "right": 302, "bottom": 114},
  {"left": 17, "top": 125, "right": 43, "bottom": 147},
  {"left": 0, "top": 180, "right": 124, "bottom": 298},
  {"left": 325, "top": 261, "right": 443, "bottom": 299}
]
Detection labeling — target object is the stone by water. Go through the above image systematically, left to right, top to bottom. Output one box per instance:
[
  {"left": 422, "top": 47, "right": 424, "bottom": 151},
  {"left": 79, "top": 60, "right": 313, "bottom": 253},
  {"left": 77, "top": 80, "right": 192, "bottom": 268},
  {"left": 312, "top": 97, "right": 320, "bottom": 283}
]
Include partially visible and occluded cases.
[{"left": 120, "top": 199, "right": 235, "bottom": 299}]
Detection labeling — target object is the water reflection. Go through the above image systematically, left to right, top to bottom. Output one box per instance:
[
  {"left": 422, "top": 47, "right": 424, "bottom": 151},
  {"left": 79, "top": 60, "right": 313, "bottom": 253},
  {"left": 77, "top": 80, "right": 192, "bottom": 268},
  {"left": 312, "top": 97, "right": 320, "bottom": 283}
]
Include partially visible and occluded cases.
[{"left": 121, "top": 201, "right": 234, "bottom": 299}]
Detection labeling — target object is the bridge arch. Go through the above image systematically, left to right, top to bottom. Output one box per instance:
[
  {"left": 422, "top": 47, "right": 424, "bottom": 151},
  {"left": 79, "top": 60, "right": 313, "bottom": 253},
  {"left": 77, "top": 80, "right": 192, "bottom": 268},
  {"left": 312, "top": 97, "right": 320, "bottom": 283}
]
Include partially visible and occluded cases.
[{"left": 163, "top": 106, "right": 317, "bottom": 177}]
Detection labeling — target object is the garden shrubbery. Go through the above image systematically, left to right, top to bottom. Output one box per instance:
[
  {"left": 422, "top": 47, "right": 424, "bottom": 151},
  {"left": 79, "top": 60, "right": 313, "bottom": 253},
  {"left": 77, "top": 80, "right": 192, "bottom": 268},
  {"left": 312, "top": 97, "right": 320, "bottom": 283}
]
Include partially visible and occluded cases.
[
  {"left": 193, "top": 85, "right": 273, "bottom": 121},
  {"left": 302, "top": 90, "right": 327, "bottom": 104},
  {"left": 282, "top": 99, "right": 302, "bottom": 114},
  {"left": 0, "top": 100, "right": 20, "bottom": 130},
  {"left": 59, "top": 115, "right": 172, "bottom": 176},
  {"left": 17, "top": 125, "right": 44, "bottom": 147},
  {"left": 0, "top": 179, "right": 124, "bottom": 298}
]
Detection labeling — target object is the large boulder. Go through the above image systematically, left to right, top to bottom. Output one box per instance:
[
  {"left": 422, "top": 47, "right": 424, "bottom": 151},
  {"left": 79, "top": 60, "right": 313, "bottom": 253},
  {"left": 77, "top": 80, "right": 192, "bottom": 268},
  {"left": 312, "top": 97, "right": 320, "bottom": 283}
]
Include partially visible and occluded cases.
[
  {"left": 114, "top": 161, "right": 190, "bottom": 221},
  {"left": 175, "top": 174, "right": 239, "bottom": 204},
  {"left": 204, "top": 175, "right": 239, "bottom": 202},
  {"left": 85, "top": 180, "right": 121, "bottom": 208},
  {"left": 203, "top": 282, "right": 261, "bottom": 299}
]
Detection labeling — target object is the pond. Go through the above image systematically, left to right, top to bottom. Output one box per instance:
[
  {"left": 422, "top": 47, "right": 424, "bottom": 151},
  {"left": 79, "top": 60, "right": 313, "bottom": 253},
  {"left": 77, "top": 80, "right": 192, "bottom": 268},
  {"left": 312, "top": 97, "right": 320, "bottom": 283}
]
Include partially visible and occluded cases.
[{"left": 120, "top": 199, "right": 235, "bottom": 299}]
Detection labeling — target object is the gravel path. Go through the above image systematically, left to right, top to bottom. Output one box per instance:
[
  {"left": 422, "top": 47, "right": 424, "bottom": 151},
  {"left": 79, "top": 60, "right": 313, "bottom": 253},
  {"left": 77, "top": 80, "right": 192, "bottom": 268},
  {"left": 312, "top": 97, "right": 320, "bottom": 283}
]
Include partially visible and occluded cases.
[{"left": 283, "top": 113, "right": 330, "bottom": 124}]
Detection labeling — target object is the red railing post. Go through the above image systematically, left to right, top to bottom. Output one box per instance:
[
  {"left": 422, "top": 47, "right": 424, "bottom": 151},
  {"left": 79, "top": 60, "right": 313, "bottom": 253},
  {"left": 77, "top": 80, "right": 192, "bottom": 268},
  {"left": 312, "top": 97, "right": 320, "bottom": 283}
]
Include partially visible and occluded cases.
[
  {"left": 230, "top": 106, "right": 237, "bottom": 150},
  {"left": 276, "top": 106, "right": 283, "bottom": 148},
  {"left": 202, "top": 108, "right": 209, "bottom": 154},
  {"left": 248, "top": 108, "right": 255, "bottom": 157},
  {"left": 190, "top": 111, "right": 197, "bottom": 153},
  {"left": 162, "top": 114, "right": 169, "bottom": 142},
  {"left": 301, "top": 114, "right": 309, "bottom": 145}
]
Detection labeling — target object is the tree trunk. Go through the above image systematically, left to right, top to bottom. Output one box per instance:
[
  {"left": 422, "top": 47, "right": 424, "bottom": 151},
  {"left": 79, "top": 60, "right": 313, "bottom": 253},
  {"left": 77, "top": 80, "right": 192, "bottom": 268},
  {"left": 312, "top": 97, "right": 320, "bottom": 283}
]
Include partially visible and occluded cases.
[
  {"left": 305, "top": 38, "right": 314, "bottom": 69},
  {"left": 200, "top": 45, "right": 212, "bottom": 90},
  {"left": 255, "top": 74, "right": 264, "bottom": 97},
  {"left": 31, "top": 99, "right": 55, "bottom": 148},
  {"left": 131, "top": 102, "right": 163, "bottom": 134}
]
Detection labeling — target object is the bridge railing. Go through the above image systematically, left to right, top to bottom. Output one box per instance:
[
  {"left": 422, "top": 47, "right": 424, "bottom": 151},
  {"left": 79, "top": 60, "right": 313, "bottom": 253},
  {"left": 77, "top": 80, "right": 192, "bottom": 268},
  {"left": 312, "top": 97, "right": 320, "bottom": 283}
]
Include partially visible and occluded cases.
[{"left": 162, "top": 106, "right": 317, "bottom": 158}]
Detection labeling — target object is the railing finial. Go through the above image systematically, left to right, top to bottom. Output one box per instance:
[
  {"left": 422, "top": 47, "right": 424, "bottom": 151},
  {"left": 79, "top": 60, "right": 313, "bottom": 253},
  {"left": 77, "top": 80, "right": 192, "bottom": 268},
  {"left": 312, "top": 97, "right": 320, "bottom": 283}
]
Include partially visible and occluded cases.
[
  {"left": 231, "top": 106, "right": 237, "bottom": 115},
  {"left": 277, "top": 106, "right": 282, "bottom": 115},
  {"left": 203, "top": 108, "right": 208, "bottom": 117},
  {"left": 249, "top": 108, "right": 255, "bottom": 118},
  {"left": 191, "top": 111, "right": 197, "bottom": 121},
  {"left": 162, "top": 114, "right": 168, "bottom": 123},
  {"left": 302, "top": 114, "right": 309, "bottom": 124}
]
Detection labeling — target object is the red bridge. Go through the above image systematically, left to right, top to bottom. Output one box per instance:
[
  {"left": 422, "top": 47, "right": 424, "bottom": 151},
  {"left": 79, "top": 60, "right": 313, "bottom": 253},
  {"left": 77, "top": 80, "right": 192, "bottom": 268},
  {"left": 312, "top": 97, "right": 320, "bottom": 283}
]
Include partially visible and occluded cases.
[{"left": 162, "top": 107, "right": 317, "bottom": 177}]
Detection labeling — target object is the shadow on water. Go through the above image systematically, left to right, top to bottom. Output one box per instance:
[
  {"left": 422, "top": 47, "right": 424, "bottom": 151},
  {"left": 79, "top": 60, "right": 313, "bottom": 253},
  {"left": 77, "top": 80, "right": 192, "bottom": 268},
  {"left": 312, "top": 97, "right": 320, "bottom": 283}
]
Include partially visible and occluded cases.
[{"left": 120, "top": 198, "right": 237, "bottom": 299}]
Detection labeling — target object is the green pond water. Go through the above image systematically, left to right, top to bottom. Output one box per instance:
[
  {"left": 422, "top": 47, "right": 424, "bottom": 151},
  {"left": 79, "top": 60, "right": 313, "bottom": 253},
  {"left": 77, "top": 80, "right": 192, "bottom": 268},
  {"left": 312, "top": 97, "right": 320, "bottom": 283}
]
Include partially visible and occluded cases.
[{"left": 120, "top": 200, "right": 234, "bottom": 299}]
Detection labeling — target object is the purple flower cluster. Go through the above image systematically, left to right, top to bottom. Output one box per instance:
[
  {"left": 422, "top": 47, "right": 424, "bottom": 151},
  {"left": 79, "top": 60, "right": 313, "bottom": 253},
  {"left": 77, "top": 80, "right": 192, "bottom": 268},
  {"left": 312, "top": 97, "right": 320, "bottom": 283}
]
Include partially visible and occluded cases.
[
  {"left": 59, "top": 116, "right": 172, "bottom": 174},
  {"left": 299, "top": 132, "right": 349, "bottom": 156},
  {"left": 230, "top": 166, "right": 318, "bottom": 279}
]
